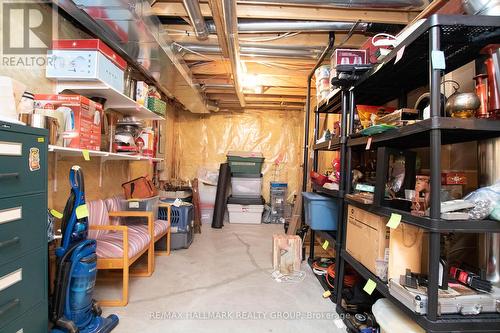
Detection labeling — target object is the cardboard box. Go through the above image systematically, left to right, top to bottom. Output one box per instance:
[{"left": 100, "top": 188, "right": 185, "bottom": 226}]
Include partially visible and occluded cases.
[
  {"left": 46, "top": 39, "right": 126, "bottom": 92},
  {"left": 34, "top": 94, "right": 102, "bottom": 151},
  {"left": 441, "top": 172, "right": 467, "bottom": 185},
  {"left": 346, "top": 205, "right": 389, "bottom": 275},
  {"left": 272, "top": 234, "right": 302, "bottom": 274}
]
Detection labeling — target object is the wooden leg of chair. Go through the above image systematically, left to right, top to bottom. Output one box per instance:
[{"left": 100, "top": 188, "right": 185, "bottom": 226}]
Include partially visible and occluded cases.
[{"left": 166, "top": 227, "right": 171, "bottom": 256}]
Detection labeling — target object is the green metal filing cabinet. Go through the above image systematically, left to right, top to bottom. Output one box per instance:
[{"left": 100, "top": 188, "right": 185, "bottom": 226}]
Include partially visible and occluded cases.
[{"left": 0, "top": 121, "right": 48, "bottom": 332}]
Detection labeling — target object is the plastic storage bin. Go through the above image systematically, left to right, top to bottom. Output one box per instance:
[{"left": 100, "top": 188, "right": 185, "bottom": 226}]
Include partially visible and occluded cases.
[
  {"left": 227, "top": 151, "right": 264, "bottom": 174},
  {"left": 231, "top": 174, "right": 263, "bottom": 197},
  {"left": 270, "top": 182, "right": 287, "bottom": 223},
  {"left": 302, "top": 192, "right": 338, "bottom": 231},
  {"left": 125, "top": 196, "right": 159, "bottom": 220},
  {"left": 227, "top": 196, "right": 265, "bottom": 224},
  {"left": 158, "top": 204, "right": 193, "bottom": 233},
  {"left": 171, "top": 229, "right": 193, "bottom": 250},
  {"left": 372, "top": 298, "right": 424, "bottom": 333}
]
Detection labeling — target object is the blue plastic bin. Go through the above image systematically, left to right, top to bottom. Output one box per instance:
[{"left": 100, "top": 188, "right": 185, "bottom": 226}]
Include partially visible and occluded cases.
[
  {"left": 302, "top": 192, "right": 338, "bottom": 231},
  {"left": 158, "top": 204, "right": 193, "bottom": 232}
]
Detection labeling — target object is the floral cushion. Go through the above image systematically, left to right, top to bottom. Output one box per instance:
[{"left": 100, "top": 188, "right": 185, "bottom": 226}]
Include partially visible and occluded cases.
[{"left": 95, "top": 229, "right": 151, "bottom": 259}]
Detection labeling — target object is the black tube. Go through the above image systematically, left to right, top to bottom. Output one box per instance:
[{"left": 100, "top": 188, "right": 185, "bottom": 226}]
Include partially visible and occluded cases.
[
  {"left": 427, "top": 24, "right": 442, "bottom": 322},
  {"left": 302, "top": 31, "right": 335, "bottom": 192},
  {"left": 212, "top": 163, "right": 231, "bottom": 229}
]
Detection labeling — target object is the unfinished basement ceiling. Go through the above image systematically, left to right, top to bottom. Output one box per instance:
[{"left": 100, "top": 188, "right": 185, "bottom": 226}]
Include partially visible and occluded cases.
[{"left": 152, "top": 0, "right": 426, "bottom": 112}]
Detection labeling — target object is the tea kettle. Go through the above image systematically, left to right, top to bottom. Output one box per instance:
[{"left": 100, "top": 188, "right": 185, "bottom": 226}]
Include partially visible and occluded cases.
[{"left": 444, "top": 80, "right": 480, "bottom": 118}]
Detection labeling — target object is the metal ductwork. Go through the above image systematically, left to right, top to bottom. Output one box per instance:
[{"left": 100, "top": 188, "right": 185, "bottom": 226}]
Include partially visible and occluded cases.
[
  {"left": 55, "top": 0, "right": 209, "bottom": 113},
  {"left": 182, "top": 0, "right": 209, "bottom": 40},
  {"left": 222, "top": 0, "right": 246, "bottom": 107},
  {"left": 237, "top": 0, "right": 427, "bottom": 9},
  {"left": 206, "top": 19, "right": 369, "bottom": 34},
  {"left": 177, "top": 43, "right": 323, "bottom": 59}
]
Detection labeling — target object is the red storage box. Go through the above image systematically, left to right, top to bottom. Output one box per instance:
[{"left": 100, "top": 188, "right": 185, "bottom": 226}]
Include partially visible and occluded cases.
[{"left": 34, "top": 94, "right": 102, "bottom": 151}]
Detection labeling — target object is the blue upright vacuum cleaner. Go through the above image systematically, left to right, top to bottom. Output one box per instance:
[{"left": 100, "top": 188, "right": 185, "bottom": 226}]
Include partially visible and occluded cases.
[{"left": 51, "top": 166, "right": 119, "bottom": 333}]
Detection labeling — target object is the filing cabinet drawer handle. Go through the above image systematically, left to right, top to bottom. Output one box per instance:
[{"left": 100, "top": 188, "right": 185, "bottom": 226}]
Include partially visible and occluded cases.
[
  {"left": 0, "top": 173, "right": 19, "bottom": 179},
  {"left": 0, "top": 236, "right": 20, "bottom": 249},
  {"left": 0, "top": 298, "right": 20, "bottom": 317}
]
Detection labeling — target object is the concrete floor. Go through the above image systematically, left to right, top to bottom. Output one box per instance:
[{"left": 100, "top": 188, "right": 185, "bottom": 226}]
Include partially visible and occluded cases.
[{"left": 99, "top": 223, "right": 346, "bottom": 333}]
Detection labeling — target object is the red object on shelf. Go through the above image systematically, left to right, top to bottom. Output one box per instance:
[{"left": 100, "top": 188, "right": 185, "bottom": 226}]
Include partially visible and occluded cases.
[
  {"left": 51, "top": 39, "right": 127, "bottom": 69},
  {"left": 474, "top": 74, "right": 490, "bottom": 119},
  {"left": 310, "top": 171, "right": 330, "bottom": 186},
  {"left": 441, "top": 173, "right": 467, "bottom": 185}
]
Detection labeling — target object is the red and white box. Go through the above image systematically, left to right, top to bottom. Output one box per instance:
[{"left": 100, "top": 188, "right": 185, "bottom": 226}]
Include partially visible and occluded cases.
[
  {"left": 46, "top": 39, "right": 126, "bottom": 92},
  {"left": 331, "top": 49, "right": 367, "bottom": 68},
  {"left": 34, "top": 94, "right": 102, "bottom": 151},
  {"left": 441, "top": 173, "right": 467, "bottom": 185}
]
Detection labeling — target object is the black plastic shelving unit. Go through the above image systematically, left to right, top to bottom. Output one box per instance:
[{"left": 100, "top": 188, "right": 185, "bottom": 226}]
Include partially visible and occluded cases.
[{"left": 332, "top": 14, "right": 500, "bottom": 333}]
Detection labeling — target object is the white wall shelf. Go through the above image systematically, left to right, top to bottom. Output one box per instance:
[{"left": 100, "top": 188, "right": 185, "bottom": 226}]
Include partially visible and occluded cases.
[
  {"left": 55, "top": 80, "right": 165, "bottom": 121},
  {"left": 48, "top": 145, "right": 163, "bottom": 190}
]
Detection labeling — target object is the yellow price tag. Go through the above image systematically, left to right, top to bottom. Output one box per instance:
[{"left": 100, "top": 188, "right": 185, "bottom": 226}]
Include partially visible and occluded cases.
[
  {"left": 37, "top": 137, "right": 45, "bottom": 143},
  {"left": 82, "top": 149, "right": 90, "bottom": 161},
  {"left": 75, "top": 204, "right": 89, "bottom": 219},
  {"left": 50, "top": 209, "right": 63, "bottom": 219},
  {"left": 386, "top": 213, "right": 402, "bottom": 229},
  {"left": 322, "top": 240, "right": 329, "bottom": 250},
  {"left": 363, "top": 279, "right": 377, "bottom": 295},
  {"left": 322, "top": 290, "right": 331, "bottom": 298}
]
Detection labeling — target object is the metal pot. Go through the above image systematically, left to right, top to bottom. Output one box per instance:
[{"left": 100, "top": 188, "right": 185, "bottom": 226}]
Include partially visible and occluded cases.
[{"left": 445, "top": 92, "right": 481, "bottom": 118}]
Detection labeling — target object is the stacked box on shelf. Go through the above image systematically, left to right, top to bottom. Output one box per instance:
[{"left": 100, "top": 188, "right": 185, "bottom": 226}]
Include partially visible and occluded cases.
[{"left": 226, "top": 151, "right": 265, "bottom": 224}]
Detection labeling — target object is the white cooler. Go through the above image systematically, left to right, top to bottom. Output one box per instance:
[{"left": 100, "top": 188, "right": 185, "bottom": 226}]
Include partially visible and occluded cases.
[{"left": 227, "top": 196, "right": 264, "bottom": 224}]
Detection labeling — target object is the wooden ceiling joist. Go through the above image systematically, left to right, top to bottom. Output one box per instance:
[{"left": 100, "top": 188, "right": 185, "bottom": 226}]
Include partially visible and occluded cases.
[{"left": 153, "top": 2, "right": 417, "bottom": 24}]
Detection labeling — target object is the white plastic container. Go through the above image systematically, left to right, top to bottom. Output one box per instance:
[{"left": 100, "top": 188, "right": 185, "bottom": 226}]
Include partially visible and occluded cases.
[
  {"left": 231, "top": 174, "right": 263, "bottom": 197},
  {"left": 199, "top": 181, "right": 217, "bottom": 205},
  {"left": 227, "top": 204, "right": 264, "bottom": 224},
  {"left": 200, "top": 207, "right": 214, "bottom": 224},
  {"left": 372, "top": 298, "right": 425, "bottom": 333}
]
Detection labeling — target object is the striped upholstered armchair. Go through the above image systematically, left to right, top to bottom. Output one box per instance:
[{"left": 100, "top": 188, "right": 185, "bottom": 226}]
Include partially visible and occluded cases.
[{"left": 87, "top": 199, "right": 154, "bottom": 307}]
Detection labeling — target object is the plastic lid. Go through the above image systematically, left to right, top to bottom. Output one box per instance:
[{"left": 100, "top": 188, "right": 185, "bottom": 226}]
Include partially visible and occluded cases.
[
  {"left": 227, "top": 151, "right": 264, "bottom": 158},
  {"left": 231, "top": 173, "right": 263, "bottom": 178},
  {"left": 271, "top": 182, "right": 288, "bottom": 187},
  {"left": 302, "top": 192, "right": 333, "bottom": 201},
  {"left": 227, "top": 196, "right": 265, "bottom": 205}
]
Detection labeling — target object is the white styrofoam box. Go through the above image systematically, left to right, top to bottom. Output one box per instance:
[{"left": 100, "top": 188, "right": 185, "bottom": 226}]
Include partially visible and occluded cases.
[
  {"left": 46, "top": 49, "right": 125, "bottom": 92},
  {"left": 231, "top": 176, "right": 262, "bottom": 197},
  {"left": 199, "top": 181, "right": 217, "bottom": 205},
  {"left": 227, "top": 204, "right": 264, "bottom": 224}
]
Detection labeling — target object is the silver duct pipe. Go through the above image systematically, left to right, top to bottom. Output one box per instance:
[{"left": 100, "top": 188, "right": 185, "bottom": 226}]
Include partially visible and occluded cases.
[
  {"left": 182, "top": 0, "right": 209, "bottom": 40},
  {"left": 223, "top": 0, "right": 246, "bottom": 107},
  {"left": 237, "top": 0, "right": 427, "bottom": 9},
  {"left": 206, "top": 19, "right": 369, "bottom": 34},
  {"left": 177, "top": 43, "right": 322, "bottom": 59},
  {"left": 201, "top": 83, "right": 235, "bottom": 90}
]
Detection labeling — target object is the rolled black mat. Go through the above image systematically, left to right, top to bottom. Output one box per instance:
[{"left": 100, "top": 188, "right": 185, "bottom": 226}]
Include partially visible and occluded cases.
[{"left": 212, "top": 162, "right": 231, "bottom": 228}]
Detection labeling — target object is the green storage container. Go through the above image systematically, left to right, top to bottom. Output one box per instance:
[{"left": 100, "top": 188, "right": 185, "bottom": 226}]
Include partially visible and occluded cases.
[
  {"left": 147, "top": 97, "right": 166, "bottom": 116},
  {"left": 227, "top": 151, "right": 264, "bottom": 174}
]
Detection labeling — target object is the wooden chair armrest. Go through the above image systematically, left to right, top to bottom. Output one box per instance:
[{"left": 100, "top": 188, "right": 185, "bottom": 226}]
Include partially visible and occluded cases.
[
  {"left": 108, "top": 211, "right": 154, "bottom": 236},
  {"left": 90, "top": 225, "right": 128, "bottom": 232}
]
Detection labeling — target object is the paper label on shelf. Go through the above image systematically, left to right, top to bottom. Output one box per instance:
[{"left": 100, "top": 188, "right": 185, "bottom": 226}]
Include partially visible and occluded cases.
[
  {"left": 394, "top": 45, "right": 405, "bottom": 64},
  {"left": 431, "top": 50, "right": 446, "bottom": 70},
  {"left": 365, "top": 137, "right": 372, "bottom": 150},
  {"left": 0, "top": 141, "right": 22, "bottom": 156},
  {"left": 82, "top": 149, "right": 90, "bottom": 161},
  {"left": 129, "top": 201, "right": 140, "bottom": 209},
  {"left": 75, "top": 204, "right": 89, "bottom": 219},
  {"left": 0, "top": 207, "right": 22, "bottom": 225},
  {"left": 50, "top": 209, "right": 63, "bottom": 219},
  {"left": 386, "top": 213, "right": 402, "bottom": 229},
  {"left": 322, "top": 240, "right": 329, "bottom": 250},
  {"left": 363, "top": 279, "right": 377, "bottom": 295},
  {"left": 322, "top": 290, "right": 331, "bottom": 298}
]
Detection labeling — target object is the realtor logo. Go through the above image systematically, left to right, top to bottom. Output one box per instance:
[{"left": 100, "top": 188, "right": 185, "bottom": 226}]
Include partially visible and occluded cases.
[{"left": 2, "top": 1, "right": 52, "bottom": 55}]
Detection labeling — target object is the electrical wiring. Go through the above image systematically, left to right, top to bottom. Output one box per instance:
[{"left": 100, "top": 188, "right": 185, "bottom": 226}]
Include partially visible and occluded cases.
[
  {"left": 239, "top": 32, "right": 302, "bottom": 43},
  {"left": 172, "top": 42, "right": 217, "bottom": 62},
  {"left": 271, "top": 270, "right": 306, "bottom": 283}
]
